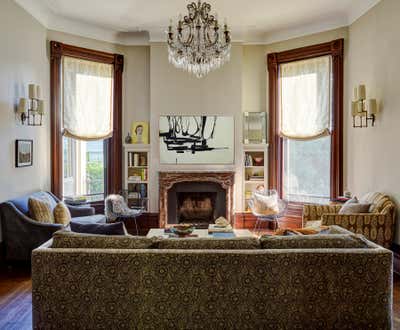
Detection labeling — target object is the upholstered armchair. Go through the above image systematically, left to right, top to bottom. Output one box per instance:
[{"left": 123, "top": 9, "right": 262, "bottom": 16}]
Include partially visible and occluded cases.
[
  {"left": 0, "top": 191, "right": 106, "bottom": 261},
  {"left": 303, "top": 192, "right": 396, "bottom": 248}
]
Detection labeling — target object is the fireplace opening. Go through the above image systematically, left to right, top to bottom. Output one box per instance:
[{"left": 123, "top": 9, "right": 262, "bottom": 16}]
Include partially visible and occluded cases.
[
  {"left": 167, "top": 181, "right": 226, "bottom": 226},
  {"left": 177, "top": 192, "right": 217, "bottom": 223}
]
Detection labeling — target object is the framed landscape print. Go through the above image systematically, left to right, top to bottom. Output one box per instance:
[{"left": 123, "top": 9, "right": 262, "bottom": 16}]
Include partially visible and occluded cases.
[
  {"left": 159, "top": 115, "right": 234, "bottom": 164},
  {"left": 15, "top": 139, "right": 33, "bottom": 167}
]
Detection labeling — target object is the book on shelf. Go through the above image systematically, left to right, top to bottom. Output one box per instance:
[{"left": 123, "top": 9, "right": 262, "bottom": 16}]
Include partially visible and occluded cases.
[{"left": 248, "top": 175, "right": 264, "bottom": 181}]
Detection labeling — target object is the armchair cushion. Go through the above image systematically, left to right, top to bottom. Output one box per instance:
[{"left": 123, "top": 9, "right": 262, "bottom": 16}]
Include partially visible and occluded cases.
[{"left": 70, "top": 221, "right": 127, "bottom": 236}]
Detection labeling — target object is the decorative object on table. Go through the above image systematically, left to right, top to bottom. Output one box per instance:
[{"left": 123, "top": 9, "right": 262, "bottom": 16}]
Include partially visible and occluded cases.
[
  {"left": 167, "top": 0, "right": 231, "bottom": 78},
  {"left": 17, "top": 84, "right": 45, "bottom": 126},
  {"left": 351, "top": 84, "right": 378, "bottom": 128},
  {"left": 243, "top": 112, "right": 267, "bottom": 144},
  {"left": 159, "top": 115, "right": 234, "bottom": 164},
  {"left": 131, "top": 121, "right": 149, "bottom": 144},
  {"left": 124, "top": 132, "right": 132, "bottom": 144},
  {"left": 15, "top": 139, "right": 33, "bottom": 167},
  {"left": 249, "top": 189, "right": 288, "bottom": 233},
  {"left": 105, "top": 194, "right": 143, "bottom": 235},
  {"left": 63, "top": 195, "right": 88, "bottom": 206},
  {"left": 209, "top": 216, "right": 233, "bottom": 233},
  {"left": 170, "top": 224, "right": 195, "bottom": 236}
]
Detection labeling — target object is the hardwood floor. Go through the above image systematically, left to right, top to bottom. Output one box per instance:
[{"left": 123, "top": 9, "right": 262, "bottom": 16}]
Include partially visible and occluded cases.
[{"left": 1, "top": 263, "right": 400, "bottom": 329}]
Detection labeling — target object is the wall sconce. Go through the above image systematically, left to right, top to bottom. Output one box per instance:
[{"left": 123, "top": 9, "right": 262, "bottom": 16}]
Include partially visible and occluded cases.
[
  {"left": 17, "top": 84, "right": 45, "bottom": 126},
  {"left": 351, "top": 84, "right": 378, "bottom": 128}
]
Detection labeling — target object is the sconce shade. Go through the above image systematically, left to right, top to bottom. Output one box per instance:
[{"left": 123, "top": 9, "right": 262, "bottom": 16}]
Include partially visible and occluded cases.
[
  {"left": 28, "top": 84, "right": 37, "bottom": 99},
  {"left": 36, "top": 85, "right": 41, "bottom": 99},
  {"left": 358, "top": 85, "right": 366, "bottom": 100},
  {"left": 17, "top": 98, "right": 27, "bottom": 114},
  {"left": 368, "top": 99, "right": 378, "bottom": 114},
  {"left": 37, "top": 100, "right": 45, "bottom": 115},
  {"left": 351, "top": 101, "right": 358, "bottom": 116},
  {"left": 357, "top": 101, "right": 364, "bottom": 113}
]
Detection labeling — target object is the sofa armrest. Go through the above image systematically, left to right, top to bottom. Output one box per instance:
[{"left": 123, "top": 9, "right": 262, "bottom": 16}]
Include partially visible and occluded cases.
[
  {"left": 302, "top": 204, "right": 341, "bottom": 225},
  {"left": 67, "top": 205, "right": 95, "bottom": 217},
  {"left": 321, "top": 213, "right": 394, "bottom": 248}
]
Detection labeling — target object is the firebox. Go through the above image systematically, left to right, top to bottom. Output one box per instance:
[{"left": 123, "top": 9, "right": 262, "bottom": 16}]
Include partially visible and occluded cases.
[{"left": 167, "top": 181, "right": 226, "bottom": 226}]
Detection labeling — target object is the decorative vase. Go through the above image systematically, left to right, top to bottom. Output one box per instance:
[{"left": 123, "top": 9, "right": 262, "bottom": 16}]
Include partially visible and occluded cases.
[{"left": 125, "top": 133, "right": 132, "bottom": 144}]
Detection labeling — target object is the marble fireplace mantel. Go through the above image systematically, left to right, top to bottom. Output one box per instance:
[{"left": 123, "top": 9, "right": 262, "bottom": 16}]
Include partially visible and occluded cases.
[{"left": 158, "top": 171, "right": 235, "bottom": 228}]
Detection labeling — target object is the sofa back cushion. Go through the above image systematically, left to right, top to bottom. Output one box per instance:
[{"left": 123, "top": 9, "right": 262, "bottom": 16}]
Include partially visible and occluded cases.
[
  {"left": 359, "top": 192, "right": 395, "bottom": 214},
  {"left": 52, "top": 230, "right": 156, "bottom": 249},
  {"left": 260, "top": 234, "right": 370, "bottom": 249},
  {"left": 156, "top": 237, "right": 260, "bottom": 250}
]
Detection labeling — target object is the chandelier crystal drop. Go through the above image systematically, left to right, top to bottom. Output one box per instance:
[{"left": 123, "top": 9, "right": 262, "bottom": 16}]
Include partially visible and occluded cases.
[{"left": 167, "top": 1, "right": 231, "bottom": 78}]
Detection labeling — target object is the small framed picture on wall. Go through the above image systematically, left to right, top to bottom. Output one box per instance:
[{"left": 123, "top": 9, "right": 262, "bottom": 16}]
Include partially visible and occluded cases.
[{"left": 15, "top": 139, "right": 33, "bottom": 167}]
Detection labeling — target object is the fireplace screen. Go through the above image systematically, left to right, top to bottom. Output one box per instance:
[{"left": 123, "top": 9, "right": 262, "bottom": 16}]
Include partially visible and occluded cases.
[{"left": 177, "top": 192, "right": 217, "bottom": 223}]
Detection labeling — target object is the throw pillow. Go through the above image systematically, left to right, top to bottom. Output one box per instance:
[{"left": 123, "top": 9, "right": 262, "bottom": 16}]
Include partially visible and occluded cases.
[
  {"left": 252, "top": 192, "right": 279, "bottom": 215},
  {"left": 28, "top": 197, "right": 54, "bottom": 223},
  {"left": 53, "top": 202, "right": 72, "bottom": 225},
  {"left": 339, "top": 202, "right": 371, "bottom": 214},
  {"left": 70, "top": 221, "right": 127, "bottom": 236}
]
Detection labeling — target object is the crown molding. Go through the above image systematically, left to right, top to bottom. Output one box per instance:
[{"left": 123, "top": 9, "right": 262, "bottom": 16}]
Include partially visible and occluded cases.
[{"left": 14, "top": 0, "right": 381, "bottom": 47}]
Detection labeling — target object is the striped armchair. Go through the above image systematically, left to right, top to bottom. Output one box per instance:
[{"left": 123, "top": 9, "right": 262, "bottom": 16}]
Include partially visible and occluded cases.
[{"left": 303, "top": 192, "right": 396, "bottom": 248}]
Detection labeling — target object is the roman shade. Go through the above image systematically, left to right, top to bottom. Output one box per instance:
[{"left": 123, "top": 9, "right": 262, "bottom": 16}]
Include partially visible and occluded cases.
[
  {"left": 279, "top": 55, "right": 332, "bottom": 140},
  {"left": 62, "top": 56, "right": 113, "bottom": 140}
]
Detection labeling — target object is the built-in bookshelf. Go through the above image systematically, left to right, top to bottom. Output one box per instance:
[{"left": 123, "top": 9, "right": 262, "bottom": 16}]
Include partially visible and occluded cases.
[
  {"left": 124, "top": 144, "right": 150, "bottom": 211},
  {"left": 243, "top": 145, "right": 268, "bottom": 212}
]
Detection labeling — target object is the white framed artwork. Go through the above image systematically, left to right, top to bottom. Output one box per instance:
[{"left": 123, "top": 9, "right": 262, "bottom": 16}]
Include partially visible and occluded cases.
[{"left": 159, "top": 115, "right": 234, "bottom": 164}]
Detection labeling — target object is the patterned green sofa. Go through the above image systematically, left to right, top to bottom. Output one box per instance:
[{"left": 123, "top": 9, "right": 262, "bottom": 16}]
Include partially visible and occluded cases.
[
  {"left": 303, "top": 192, "right": 396, "bottom": 248},
  {"left": 32, "top": 228, "right": 392, "bottom": 329}
]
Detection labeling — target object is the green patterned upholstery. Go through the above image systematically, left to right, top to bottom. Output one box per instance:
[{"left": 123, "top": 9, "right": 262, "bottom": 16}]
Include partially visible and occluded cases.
[
  {"left": 303, "top": 192, "right": 396, "bottom": 248},
  {"left": 32, "top": 236, "right": 392, "bottom": 329}
]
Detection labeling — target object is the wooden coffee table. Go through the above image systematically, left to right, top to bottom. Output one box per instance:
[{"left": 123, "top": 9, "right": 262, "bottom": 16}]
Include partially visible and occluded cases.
[{"left": 147, "top": 228, "right": 254, "bottom": 238}]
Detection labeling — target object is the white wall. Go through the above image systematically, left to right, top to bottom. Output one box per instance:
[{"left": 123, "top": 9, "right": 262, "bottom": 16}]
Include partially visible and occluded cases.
[
  {"left": 0, "top": 0, "right": 50, "bottom": 202},
  {"left": 346, "top": 0, "right": 400, "bottom": 243},
  {"left": 149, "top": 43, "right": 243, "bottom": 212}
]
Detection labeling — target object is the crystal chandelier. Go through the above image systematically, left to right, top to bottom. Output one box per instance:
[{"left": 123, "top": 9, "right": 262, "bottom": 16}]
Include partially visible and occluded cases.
[{"left": 167, "top": 1, "right": 231, "bottom": 78}]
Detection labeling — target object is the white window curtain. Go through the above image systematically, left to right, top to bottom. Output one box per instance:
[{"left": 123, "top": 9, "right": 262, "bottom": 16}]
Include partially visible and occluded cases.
[
  {"left": 279, "top": 55, "right": 332, "bottom": 140},
  {"left": 62, "top": 56, "right": 113, "bottom": 140}
]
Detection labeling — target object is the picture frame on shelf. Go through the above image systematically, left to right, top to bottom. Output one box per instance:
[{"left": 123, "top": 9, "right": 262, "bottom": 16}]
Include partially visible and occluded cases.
[
  {"left": 131, "top": 121, "right": 149, "bottom": 144},
  {"left": 15, "top": 139, "right": 33, "bottom": 167}
]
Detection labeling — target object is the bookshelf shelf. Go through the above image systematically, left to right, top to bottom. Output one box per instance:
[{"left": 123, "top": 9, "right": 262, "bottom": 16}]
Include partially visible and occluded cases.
[
  {"left": 124, "top": 145, "right": 150, "bottom": 212},
  {"left": 242, "top": 146, "right": 268, "bottom": 212}
]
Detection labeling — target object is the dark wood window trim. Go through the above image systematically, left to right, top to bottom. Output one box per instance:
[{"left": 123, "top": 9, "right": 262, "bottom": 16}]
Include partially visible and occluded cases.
[
  {"left": 267, "top": 39, "right": 344, "bottom": 213},
  {"left": 50, "top": 41, "right": 124, "bottom": 203}
]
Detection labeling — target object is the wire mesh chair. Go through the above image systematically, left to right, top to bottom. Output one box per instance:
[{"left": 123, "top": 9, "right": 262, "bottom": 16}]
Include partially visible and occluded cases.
[
  {"left": 248, "top": 189, "right": 288, "bottom": 234},
  {"left": 104, "top": 194, "right": 143, "bottom": 235}
]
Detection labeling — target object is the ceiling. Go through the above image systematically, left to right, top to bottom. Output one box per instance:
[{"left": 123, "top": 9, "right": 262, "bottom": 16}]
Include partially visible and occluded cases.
[{"left": 15, "top": 0, "right": 380, "bottom": 45}]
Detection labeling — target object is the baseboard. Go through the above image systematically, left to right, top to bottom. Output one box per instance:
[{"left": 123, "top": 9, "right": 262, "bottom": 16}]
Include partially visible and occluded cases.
[{"left": 392, "top": 243, "right": 400, "bottom": 275}]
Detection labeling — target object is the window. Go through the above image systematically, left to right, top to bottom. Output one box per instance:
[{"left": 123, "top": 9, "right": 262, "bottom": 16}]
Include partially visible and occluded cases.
[
  {"left": 267, "top": 39, "right": 344, "bottom": 209},
  {"left": 50, "top": 41, "right": 123, "bottom": 201},
  {"left": 280, "top": 55, "right": 332, "bottom": 204},
  {"left": 283, "top": 136, "right": 331, "bottom": 203},
  {"left": 62, "top": 137, "right": 105, "bottom": 202}
]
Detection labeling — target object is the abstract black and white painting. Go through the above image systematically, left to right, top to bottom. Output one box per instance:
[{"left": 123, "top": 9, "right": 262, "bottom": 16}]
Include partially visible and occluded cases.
[{"left": 159, "top": 115, "right": 234, "bottom": 164}]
